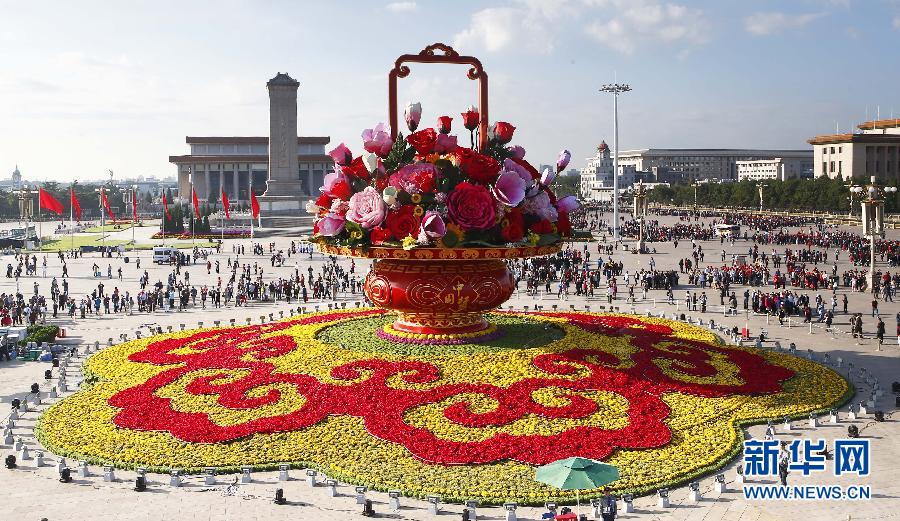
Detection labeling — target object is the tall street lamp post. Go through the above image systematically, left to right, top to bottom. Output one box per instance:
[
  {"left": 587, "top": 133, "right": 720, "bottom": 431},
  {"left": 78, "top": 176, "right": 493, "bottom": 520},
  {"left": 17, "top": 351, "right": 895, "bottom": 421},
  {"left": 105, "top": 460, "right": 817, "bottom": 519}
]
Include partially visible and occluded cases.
[
  {"left": 600, "top": 82, "right": 631, "bottom": 243},
  {"left": 851, "top": 176, "right": 897, "bottom": 293},
  {"left": 633, "top": 180, "right": 648, "bottom": 254}
]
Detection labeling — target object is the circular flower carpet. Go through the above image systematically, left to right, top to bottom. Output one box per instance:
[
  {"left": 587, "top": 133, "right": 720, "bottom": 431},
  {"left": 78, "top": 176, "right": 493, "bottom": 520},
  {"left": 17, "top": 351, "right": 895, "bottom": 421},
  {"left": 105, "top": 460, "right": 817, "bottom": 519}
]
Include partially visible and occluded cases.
[{"left": 37, "top": 310, "right": 849, "bottom": 504}]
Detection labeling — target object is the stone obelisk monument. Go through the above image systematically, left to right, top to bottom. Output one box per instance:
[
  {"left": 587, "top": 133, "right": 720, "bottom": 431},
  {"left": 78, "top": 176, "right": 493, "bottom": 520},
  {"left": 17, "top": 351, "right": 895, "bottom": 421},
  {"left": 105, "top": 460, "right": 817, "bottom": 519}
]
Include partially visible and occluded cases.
[{"left": 257, "top": 72, "right": 304, "bottom": 223}]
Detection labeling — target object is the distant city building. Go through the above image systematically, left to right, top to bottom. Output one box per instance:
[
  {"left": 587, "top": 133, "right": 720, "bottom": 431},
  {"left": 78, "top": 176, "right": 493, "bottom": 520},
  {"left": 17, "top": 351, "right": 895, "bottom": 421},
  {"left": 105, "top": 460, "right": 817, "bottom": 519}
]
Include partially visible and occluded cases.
[
  {"left": 807, "top": 119, "right": 900, "bottom": 180},
  {"left": 169, "top": 135, "right": 331, "bottom": 203},
  {"left": 580, "top": 142, "right": 614, "bottom": 202},
  {"left": 615, "top": 148, "right": 812, "bottom": 182},
  {"left": 736, "top": 158, "right": 813, "bottom": 182},
  {"left": 0, "top": 165, "right": 25, "bottom": 191},
  {"left": 119, "top": 176, "right": 179, "bottom": 198}
]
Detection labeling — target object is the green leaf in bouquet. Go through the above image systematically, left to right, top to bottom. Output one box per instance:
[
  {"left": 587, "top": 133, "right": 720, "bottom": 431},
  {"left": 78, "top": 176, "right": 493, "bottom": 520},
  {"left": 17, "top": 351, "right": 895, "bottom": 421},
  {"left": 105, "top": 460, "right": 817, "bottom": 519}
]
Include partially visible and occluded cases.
[
  {"left": 383, "top": 132, "right": 407, "bottom": 173},
  {"left": 536, "top": 232, "right": 561, "bottom": 246}
]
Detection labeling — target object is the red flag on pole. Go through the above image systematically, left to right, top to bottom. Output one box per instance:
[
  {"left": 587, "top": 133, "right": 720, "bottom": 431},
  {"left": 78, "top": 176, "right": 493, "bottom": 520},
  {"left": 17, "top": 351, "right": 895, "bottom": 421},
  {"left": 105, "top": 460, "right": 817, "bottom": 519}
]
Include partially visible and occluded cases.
[
  {"left": 39, "top": 187, "right": 64, "bottom": 215},
  {"left": 192, "top": 187, "right": 201, "bottom": 218},
  {"left": 70, "top": 188, "right": 82, "bottom": 221},
  {"left": 101, "top": 188, "right": 115, "bottom": 220},
  {"left": 221, "top": 188, "right": 230, "bottom": 219},
  {"left": 251, "top": 189, "right": 260, "bottom": 219},
  {"left": 132, "top": 190, "right": 138, "bottom": 220},
  {"left": 162, "top": 193, "right": 172, "bottom": 220}
]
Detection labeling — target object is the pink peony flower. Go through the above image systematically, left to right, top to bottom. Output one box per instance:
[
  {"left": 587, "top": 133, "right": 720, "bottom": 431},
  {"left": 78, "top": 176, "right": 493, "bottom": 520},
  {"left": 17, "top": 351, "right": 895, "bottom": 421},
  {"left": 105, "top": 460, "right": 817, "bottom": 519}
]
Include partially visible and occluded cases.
[
  {"left": 362, "top": 123, "right": 393, "bottom": 158},
  {"left": 434, "top": 133, "right": 458, "bottom": 154},
  {"left": 388, "top": 163, "right": 438, "bottom": 194},
  {"left": 492, "top": 168, "right": 527, "bottom": 207},
  {"left": 346, "top": 186, "right": 386, "bottom": 229},
  {"left": 522, "top": 190, "right": 558, "bottom": 222},
  {"left": 417, "top": 211, "right": 446, "bottom": 244},
  {"left": 317, "top": 212, "right": 346, "bottom": 236}
]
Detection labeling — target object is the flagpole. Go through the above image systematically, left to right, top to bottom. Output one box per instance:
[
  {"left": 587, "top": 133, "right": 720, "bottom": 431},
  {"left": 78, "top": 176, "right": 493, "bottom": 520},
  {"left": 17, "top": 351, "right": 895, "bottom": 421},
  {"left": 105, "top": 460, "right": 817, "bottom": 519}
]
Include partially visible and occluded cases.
[
  {"left": 250, "top": 177, "right": 254, "bottom": 240},
  {"left": 70, "top": 186, "right": 74, "bottom": 252},
  {"left": 38, "top": 188, "right": 42, "bottom": 251}
]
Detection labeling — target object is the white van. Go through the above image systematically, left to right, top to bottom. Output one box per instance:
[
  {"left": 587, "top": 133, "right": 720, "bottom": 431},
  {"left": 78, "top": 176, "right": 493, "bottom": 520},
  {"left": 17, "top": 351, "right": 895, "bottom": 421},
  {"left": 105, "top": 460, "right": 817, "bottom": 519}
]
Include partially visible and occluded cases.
[
  {"left": 715, "top": 224, "right": 740, "bottom": 237},
  {"left": 152, "top": 247, "right": 178, "bottom": 264}
]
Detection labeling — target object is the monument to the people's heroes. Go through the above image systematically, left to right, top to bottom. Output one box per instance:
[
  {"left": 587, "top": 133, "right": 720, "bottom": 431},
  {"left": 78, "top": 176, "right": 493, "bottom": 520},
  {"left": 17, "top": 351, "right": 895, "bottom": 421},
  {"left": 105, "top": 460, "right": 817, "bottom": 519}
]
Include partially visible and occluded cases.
[{"left": 257, "top": 72, "right": 305, "bottom": 221}]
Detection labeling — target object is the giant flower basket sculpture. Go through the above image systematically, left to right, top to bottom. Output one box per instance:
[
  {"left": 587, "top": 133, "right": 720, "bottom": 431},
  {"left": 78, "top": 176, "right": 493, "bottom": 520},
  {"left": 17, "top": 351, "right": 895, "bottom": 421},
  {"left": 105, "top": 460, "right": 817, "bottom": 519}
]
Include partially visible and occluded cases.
[{"left": 311, "top": 43, "right": 578, "bottom": 338}]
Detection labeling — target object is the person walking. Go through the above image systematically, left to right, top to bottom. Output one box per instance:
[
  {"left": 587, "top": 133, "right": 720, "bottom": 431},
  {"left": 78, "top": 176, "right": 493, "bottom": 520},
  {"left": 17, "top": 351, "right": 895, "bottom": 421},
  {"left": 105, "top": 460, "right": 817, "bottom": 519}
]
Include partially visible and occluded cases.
[{"left": 877, "top": 317, "right": 885, "bottom": 347}]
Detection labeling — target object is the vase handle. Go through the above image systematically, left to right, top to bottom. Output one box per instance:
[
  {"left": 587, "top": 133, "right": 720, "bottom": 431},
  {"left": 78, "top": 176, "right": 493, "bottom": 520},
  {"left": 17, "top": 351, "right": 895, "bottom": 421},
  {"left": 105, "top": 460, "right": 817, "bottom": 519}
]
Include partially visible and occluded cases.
[{"left": 388, "top": 43, "right": 489, "bottom": 150}]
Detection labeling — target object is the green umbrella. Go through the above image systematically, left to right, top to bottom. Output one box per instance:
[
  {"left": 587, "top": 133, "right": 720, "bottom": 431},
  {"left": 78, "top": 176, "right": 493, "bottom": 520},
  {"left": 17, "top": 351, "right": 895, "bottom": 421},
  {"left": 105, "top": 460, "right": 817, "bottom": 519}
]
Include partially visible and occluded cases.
[{"left": 535, "top": 457, "right": 620, "bottom": 513}]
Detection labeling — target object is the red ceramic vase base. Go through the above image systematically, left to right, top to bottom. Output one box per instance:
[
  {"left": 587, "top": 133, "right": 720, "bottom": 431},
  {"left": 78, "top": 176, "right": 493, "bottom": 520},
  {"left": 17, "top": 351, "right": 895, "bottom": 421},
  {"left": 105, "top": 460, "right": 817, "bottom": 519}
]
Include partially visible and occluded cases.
[
  {"left": 364, "top": 256, "right": 516, "bottom": 339},
  {"left": 391, "top": 315, "right": 490, "bottom": 335}
]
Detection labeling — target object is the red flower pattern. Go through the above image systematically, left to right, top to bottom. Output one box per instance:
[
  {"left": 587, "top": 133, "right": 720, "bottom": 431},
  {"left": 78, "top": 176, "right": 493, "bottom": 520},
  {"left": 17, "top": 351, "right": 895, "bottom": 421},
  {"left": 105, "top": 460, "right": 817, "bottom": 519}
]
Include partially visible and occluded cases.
[{"left": 108, "top": 311, "right": 794, "bottom": 466}]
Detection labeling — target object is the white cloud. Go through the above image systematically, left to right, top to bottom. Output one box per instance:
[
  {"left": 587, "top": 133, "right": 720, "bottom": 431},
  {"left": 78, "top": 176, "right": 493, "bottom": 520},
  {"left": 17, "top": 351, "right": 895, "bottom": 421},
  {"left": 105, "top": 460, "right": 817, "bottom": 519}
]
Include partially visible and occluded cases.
[
  {"left": 454, "top": 0, "right": 706, "bottom": 55},
  {"left": 386, "top": 1, "right": 417, "bottom": 12},
  {"left": 582, "top": 1, "right": 709, "bottom": 55},
  {"left": 452, "top": 4, "right": 563, "bottom": 53},
  {"left": 743, "top": 12, "right": 826, "bottom": 36},
  {"left": 893, "top": 16, "right": 900, "bottom": 30}
]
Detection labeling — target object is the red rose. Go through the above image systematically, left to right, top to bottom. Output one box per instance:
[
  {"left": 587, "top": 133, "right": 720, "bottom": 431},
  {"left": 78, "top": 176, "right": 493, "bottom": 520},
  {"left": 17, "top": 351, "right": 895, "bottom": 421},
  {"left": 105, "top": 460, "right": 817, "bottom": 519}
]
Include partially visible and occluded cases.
[
  {"left": 461, "top": 108, "right": 479, "bottom": 131},
  {"left": 437, "top": 116, "right": 452, "bottom": 134},
  {"left": 493, "top": 121, "right": 516, "bottom": 144},
  {"left": 406, "top": 128, "right": 437, "bottom": 155},
  {"left": 457, "top": 148, "right": 501, "bottom": 184},
  {"left": 343, "top": 156, "right": 371, "bottom": 182},
  {"left": 508, "top": 157, "right": 541, "bottom": 180},
  {"left": 330, "top": 179, "right": 352, "bottom": 201},
  {"left": 447, "top": 182, "right": 497, "bottom": 230},
  {"left": 315, "top": 193, "right": 333, "bottom": 209},
  {"left": 385, "top": 205, "right": 421, "bottom": 240},
  {"left": 501, "top": 208, "right": 525, "bottom": 242},
  {"left": 557, "top": 211, "right": 572, "bottom": 236},
  {"left": 531, "top": 219, "right": 554, "bottom": 234},
  {"left": 370, "top": 226, "right": 392, "bottom": 245}
]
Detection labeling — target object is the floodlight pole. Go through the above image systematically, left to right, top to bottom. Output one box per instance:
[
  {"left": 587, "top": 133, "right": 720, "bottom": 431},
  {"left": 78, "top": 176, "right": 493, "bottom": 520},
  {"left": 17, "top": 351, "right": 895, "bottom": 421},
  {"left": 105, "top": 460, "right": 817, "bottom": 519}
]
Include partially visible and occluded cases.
[{"left": 600, "top": 82, "right": 631, "bottom": 242}]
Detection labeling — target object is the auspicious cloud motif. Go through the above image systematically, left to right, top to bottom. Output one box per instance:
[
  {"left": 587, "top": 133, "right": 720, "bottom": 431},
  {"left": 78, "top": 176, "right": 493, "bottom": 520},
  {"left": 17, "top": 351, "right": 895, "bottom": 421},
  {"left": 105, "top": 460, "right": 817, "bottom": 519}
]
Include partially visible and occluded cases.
[{"left": 102, "top": 311, "right": 794, "bottom": 465}]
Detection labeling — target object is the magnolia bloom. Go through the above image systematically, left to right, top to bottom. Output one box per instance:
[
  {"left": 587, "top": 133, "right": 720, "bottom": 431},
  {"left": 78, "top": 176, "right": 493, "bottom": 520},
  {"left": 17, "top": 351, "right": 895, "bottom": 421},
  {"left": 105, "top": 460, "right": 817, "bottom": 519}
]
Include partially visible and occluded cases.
[
  {"left": 404, "top": 102, "right": 422, "bottom": 132},
  {"left": 362, "top": 123, "right": 393, "bottom": 158},
  {"left": 433, "top": 133, "right": 458, "bottom": 154},
  {"left": 328, "top": 143, "right": 353, "bottom": 166},
  {"left": 509, "top": 145, "right": 526, "bottom": 160},
  {"left": 556, "top": 149, "right": 572, "bottom": 173},
  {"left": 362, "top": 152, "right": 379, "bottom": 174},
  {"left": 502, "top": 158, "right": 532, "bottom": 184},
  {"left": 540, "top": 167, "right": 557, "bottom": 187},
  {"left": 492, "top": 169, "right": 527, "bottom": 207},
  {"left": 321, "top": 171, "right": 345, "bottom": 195},
  {"left": 346, "top": 186, "right": 386, "bottom": 229},
  {"left": 382, "top": 186, "right": 399, "bottom": 206},
  {"left": 522, "top": 190, "right": 558, "bottom": 222},
  {"left": 556, "top": 195, "right": 581, "bottom": 213},
  {"left": 417, "top": 211, "right": 446, "bottom": 245},
  {"left": 317, "top": 212, "right": 346, "bottom": 236}
]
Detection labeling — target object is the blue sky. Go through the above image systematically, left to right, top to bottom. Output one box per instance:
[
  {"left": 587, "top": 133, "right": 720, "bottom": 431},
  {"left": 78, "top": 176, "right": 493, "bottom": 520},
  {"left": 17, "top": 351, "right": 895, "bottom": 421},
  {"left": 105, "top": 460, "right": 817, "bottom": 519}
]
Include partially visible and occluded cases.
[{"left": 1, "top": 0, "right": 899, "bottom": 182}]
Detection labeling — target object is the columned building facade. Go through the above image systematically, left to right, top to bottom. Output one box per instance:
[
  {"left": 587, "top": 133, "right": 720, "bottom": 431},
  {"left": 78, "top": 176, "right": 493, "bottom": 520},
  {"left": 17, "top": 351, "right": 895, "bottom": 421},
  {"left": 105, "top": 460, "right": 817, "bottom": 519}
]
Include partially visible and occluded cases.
[
  {"left": 808, "top": 119, "right": 900, "bottom": 180},
  {"left": 168, "top": 136, "right": 331, "bottom": 204},
  {"left": 615, "top": 148, "right": 812, "bottom": 182}
]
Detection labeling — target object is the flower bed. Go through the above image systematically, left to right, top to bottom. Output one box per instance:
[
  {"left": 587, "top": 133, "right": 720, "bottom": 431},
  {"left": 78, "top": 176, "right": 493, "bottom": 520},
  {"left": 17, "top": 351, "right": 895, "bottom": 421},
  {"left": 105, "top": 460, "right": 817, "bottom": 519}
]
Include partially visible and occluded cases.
[
  {"left": 151, "top": 231, "right": 249, "bottom": 240},
  {"left": 37, "top": 310, "right": 849, "bottom": 504}
]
